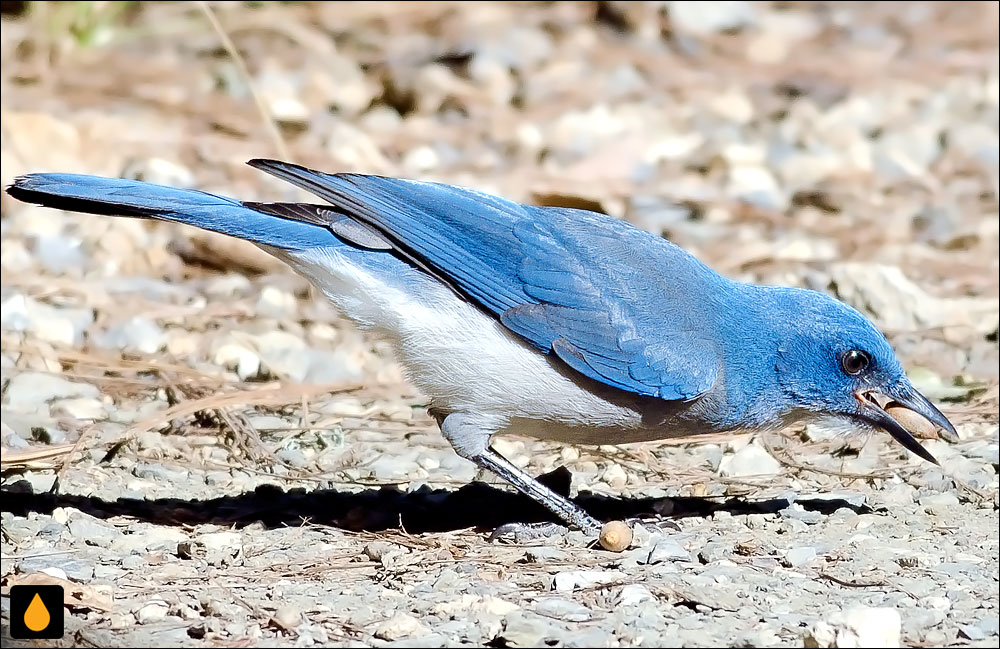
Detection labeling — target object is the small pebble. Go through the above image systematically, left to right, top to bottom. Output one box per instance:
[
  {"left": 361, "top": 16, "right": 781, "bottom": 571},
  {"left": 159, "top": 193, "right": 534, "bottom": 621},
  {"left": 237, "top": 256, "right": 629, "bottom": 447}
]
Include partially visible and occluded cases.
[
  {"left": 718, "top": 442, "right": 782, "bottom": 477},
  {"left": 197, "top": 531, "right": 242, "bottom": 552},
  {"left": 645, "top": 537, "right": 692, "bottom": 563},
  {"left": 785, "top": 546, "right": 818, "bottom": 567},
  {"left": 553, "top": 570, "right": 627, "bottom": 593},
  {"left": 616, "top": 584, "right": 654, "bottom": 606},
  {"left": 534, "top": 598, "right": 591, "bottom": 622},
  {"left": 135, "top": 601, "right": 170, "bottom": 624},
  {"left": 272, "top": 605, "right": 302, "bottom": 629},
  {"left": 828, "top": 606, "right": 902, "bottom": 648},
  {"left": 374, "top": 612, "right": 429, "bottom": 641}
]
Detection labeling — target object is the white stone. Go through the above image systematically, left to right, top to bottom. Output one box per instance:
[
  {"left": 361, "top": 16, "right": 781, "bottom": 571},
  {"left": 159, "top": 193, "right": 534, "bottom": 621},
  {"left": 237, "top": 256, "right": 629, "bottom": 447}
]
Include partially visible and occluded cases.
[
  {"left": 669, "top": 1, "right": 755, "bottom": 35},
  {"left": 708, "top": 88, "right": 755, "bottom": 124},
  {"left": 403, "top": 145, "right": 440, "bottom": 173},
  {"left": 727, "top": 165, "right": 788, "bottom": 210},
  {"left": 256, "top": 286, "right": 297, "bottom": 319},
  {"left": 0, "top": 294, "right": 94, "bottom": 346},
  {"left": 94, "top": 316, "right": 166, "bottom": 354},
  {"left": 213, "top": 342, "right": 261, "bottom": 379},
  {"left": 3, "top": 372, "right": 100, "bottom": 410},
  {"left": 51, "top": 397, "right": 106, "bottom": 420},
  {"left": 718, "top": 442, "right": 782, "bottom": 477},
  {"left": 601, "top": 463, "right": 629, "bottom": 489},
  {"left": 198, "top": 531, "right": 242, "bottom": 552},
  {"left": 646, "top": 537, "right": 693, "bottom": 563},
  {"left": 785, "top": 546, "right": 818, "bottom": 567},
  {"left": 40, "top": 567, "right": 68, "bottom": 581},
  {"left": 552, "top": 570, "right": 627, "bottom": 593},
  {"left": 616, "top": 584, "right": 654, "bottom": 606},
  {"left": 432, "top": 594, "right": 519, "bottom": 617},
  {"left": 919, "top": 596, "right": 951, "bottom": 611},
  {"left": 534, "top": 598, "right": 591, "bottom": 622},
  {"left": 135, "top": 600, "right": 170, "bottom": 624},
  {"left": 272, "top": 605, "right": 302, "bottom": 629},
  {"left": 829, "top": 606, "right": 902, "bottom": 648},
  {"left": 374, "top": 612, "right": 429, "bottom": 641},
  {"left": 804, "top": 620, "right": 836, "bottom": 648}
]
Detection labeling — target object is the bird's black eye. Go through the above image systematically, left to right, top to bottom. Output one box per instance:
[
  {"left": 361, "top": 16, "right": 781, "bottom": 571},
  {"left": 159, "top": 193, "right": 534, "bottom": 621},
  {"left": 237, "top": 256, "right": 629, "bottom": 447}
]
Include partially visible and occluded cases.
[{"left": 840, "top": 350, "right": 870, "bottom": 376}]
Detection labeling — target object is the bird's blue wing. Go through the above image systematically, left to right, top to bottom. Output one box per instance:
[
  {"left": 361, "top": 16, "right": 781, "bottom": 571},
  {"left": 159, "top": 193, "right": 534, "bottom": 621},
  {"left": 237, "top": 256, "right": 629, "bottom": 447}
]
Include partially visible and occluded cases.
[
  {"left": 250, "top": 160, "right": 721, "bottom": 400},
  {"left": 500, "top": 218, "right": 719, "bottom": 399}
]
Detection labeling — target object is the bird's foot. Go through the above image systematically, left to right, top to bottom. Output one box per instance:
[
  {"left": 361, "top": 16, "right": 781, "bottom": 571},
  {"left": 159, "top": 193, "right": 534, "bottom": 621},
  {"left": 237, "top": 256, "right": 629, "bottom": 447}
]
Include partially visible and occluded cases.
[{"left": 489, "top": 521, "right": 570, "bottom": 544}]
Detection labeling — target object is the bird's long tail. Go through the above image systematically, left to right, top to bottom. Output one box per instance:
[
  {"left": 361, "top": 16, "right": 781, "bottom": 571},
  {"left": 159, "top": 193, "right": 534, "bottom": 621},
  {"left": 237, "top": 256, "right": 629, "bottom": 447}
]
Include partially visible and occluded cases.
[{"left": 5, "top": 173, "right": 338, "bottom": 251}]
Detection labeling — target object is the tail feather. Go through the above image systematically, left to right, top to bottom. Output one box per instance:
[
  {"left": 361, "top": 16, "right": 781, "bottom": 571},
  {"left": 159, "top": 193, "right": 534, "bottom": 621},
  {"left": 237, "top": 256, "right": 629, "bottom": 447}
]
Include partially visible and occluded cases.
[{"left": 5, "top": 173, "right": 338, "bottom": 251}]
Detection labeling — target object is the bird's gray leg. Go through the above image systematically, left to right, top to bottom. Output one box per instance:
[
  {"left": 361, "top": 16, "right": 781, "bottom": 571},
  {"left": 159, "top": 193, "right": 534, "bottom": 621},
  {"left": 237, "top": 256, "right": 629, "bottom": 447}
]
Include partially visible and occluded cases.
[{"left": 440, "top": 413, "right": 602, "bottom": 536}]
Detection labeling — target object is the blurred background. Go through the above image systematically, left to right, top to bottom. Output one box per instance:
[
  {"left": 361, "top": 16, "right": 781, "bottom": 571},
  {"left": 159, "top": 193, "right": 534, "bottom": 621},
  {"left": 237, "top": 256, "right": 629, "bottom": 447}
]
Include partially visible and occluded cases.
[{"left": 0, "top": 2, "right": 998, "bottom": 646}]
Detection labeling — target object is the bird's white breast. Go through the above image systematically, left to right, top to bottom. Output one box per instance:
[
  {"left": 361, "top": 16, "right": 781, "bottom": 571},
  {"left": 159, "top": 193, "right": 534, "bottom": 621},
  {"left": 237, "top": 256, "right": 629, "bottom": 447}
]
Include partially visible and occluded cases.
[{"left": 270, "top": 246, "right": 645, "bottom": 440}]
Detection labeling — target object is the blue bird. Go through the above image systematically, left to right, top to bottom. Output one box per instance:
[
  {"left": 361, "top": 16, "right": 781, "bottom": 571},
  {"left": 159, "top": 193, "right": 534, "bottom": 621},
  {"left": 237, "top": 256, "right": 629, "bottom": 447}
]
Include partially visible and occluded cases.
[{"left": 6, "top": 161, "right": 957, "bottom": 537}]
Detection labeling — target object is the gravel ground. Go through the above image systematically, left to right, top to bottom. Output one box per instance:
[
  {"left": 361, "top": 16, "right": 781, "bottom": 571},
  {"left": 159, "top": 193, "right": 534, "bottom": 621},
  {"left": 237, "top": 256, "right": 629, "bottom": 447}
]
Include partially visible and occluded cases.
[{"left": 1, "top": 2, "right": 997, "bottom": 647}]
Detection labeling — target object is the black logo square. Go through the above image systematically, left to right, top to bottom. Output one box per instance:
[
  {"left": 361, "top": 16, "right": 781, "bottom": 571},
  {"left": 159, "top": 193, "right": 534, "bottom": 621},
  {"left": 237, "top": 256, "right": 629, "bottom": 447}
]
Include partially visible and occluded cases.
[{"left": 9, "top": 584, "right": 64, "bottom": 639}]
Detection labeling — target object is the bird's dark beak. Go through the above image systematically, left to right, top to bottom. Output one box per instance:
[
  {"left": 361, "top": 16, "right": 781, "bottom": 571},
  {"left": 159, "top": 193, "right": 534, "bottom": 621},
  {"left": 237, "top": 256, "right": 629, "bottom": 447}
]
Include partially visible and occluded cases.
[{"left": 854, "top": 386, "right": 958, "bottom": 465}]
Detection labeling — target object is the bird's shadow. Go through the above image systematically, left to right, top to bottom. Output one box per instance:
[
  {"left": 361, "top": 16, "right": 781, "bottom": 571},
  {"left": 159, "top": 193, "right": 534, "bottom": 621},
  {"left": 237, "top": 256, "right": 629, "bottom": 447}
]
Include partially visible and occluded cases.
[{"left": 0, "top": 467, "right": 871, "bottom": 534}]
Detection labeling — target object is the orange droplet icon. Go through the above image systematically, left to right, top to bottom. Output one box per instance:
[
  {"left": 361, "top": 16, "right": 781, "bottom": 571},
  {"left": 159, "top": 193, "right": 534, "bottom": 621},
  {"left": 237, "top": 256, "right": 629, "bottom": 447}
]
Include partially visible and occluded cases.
[{"left": 24, "top": 593, "right": 51, "bottom": 632}]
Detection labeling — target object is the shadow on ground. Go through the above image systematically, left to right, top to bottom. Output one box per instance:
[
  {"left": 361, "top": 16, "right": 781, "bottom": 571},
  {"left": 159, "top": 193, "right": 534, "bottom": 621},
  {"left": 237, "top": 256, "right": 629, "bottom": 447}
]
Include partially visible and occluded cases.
[{"left": 0, "top": 467, "right": 871, "bottom": 534}]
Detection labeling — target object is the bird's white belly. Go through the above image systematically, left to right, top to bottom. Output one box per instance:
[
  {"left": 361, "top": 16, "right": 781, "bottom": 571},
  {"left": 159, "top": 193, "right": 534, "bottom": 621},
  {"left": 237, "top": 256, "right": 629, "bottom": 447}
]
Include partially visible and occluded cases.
[{"left": 272, "top": 246, "right": 644, "bottom": 437}]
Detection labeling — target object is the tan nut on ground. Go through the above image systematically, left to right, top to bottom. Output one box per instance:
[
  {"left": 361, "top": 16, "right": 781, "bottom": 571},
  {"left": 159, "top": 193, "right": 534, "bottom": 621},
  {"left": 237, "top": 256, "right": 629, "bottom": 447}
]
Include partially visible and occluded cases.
[{"left": 599, "top": 520, "right": 633, "bottom": 552}]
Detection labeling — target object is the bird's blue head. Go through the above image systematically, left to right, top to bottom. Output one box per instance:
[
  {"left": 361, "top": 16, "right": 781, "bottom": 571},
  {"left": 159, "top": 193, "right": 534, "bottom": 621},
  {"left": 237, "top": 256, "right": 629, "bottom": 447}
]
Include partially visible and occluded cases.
[{"left": 768, "top": 288, "right": 956, "bottom": 464}]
